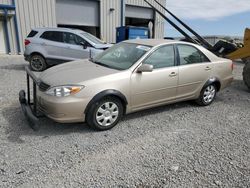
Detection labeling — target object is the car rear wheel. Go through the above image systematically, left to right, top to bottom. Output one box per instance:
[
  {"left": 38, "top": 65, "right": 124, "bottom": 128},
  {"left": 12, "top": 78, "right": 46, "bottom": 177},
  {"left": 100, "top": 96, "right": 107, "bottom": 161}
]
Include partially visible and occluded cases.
[
  {"left": 30, "top": 54, "right": 47, "bottom": 72},
  {"left": 196, "top": 84, "right": 217, "bottom": 106},
  {"left": 86, "top": 97, "right": 123, "bottom": 131}
]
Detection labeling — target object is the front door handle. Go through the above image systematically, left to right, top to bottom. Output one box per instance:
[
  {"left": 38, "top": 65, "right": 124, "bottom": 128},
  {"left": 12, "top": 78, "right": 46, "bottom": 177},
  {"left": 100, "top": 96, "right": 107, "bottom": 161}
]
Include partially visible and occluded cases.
[
  {"left": 205, "top": 66, "right": 211, "bottom": 71},
  {"left": 169, "top": 72, "right": 177, "bottom": 77}
]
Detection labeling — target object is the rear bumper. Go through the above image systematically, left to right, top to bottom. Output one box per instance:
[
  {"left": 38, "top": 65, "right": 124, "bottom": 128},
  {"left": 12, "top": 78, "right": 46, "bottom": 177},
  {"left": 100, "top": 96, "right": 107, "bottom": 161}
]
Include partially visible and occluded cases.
[
  {"left": 24, "top": 54, "right": 30, "bottom": 62},
  {"left": 221, "top": 76, "right": 234, "bottom": 90}
]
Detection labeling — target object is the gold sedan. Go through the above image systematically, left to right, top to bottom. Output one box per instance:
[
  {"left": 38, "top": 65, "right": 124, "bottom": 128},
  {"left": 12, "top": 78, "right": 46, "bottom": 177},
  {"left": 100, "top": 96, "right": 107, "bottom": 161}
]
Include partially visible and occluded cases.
[{"left": 19, "top": 39, "right": 234, "bottom": 130}]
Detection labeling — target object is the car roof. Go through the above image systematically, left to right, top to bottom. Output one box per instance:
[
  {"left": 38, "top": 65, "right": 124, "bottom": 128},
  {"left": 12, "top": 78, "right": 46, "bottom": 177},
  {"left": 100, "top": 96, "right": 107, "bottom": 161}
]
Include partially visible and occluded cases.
[
  {"left": 32, "top": 27, "right": 85, "bottom": 34},
  {"left": 124, "top": 39, "right": 182, "bottom": 46},
  {"left": 125, "top": 39, "right": 220, "bottom": 61}
]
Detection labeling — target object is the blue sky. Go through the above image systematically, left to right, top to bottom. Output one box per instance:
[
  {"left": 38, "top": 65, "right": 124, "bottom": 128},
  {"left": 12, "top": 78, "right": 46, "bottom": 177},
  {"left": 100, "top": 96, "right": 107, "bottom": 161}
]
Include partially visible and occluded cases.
[{"left": 164, "top": 0, "right": 250, "bottom": 37}]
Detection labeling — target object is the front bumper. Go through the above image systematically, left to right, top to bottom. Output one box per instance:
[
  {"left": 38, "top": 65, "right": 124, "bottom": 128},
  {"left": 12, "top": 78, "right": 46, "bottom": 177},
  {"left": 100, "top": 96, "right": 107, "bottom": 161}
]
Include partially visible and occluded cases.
[
  {"left": 19, "top": 66, "right": 42, "bottom": 130},
  {"left": 19, "top": 66, "right": 90, "bottom": 130},
  {"left": 19, "top": 90, "right": 40, "bottom": 130},
  {"left": 36, "top": 90, "right": 89, "bottom": 123}
]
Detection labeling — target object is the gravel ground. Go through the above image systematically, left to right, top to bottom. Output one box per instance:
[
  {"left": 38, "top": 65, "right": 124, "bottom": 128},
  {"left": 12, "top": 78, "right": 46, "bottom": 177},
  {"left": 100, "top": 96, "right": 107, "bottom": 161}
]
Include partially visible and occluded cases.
[{"left": 0, "top": 56, "right": 249, "bottom": 188}]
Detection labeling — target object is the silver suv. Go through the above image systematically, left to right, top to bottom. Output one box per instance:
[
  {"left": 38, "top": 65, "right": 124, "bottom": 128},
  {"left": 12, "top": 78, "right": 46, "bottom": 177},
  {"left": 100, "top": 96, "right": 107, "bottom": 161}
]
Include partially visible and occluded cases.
[{"left": 24, "top": 28, "right": 112, "bottom": 71}]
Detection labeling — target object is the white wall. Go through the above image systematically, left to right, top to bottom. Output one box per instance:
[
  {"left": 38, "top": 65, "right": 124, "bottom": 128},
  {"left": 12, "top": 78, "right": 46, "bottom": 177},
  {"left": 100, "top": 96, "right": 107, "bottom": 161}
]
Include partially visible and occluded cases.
[
  {"left": 0, "top": 0, "right": 12, "bottom": 5},
  {"left": 15, "top": 0, "right": 57, "bottom": 53},
  {"left": 100, "top": 0, "right": 121, "bottom": 43},
  {"left": 0, "top": 20, "right": 7, "bottom": 54}
]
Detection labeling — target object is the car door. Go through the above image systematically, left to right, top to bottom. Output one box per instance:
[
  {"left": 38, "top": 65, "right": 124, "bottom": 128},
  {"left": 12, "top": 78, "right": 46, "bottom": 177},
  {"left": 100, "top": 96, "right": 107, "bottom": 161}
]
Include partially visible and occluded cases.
[
  {"left": 39, "top": 31, "right": 64, "bottom": 60},
  {"left": 62, "top": 32, "right": 90, "bottom": 60},
  {"left": 176, "top": 44, "right": 213, "bottom": 99},
  {"left": 130, "top": 45, "right": 178, "bottom": 110}
]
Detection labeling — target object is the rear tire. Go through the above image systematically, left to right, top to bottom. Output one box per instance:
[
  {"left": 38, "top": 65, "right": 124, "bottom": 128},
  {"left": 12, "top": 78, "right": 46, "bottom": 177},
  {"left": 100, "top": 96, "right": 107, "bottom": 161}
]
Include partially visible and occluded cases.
[
  {"left": 30, "top": 54, "right": 47, "bottom": 72},
  {"left": 242, "top": 58, "right": 250, "bottom": 90},
  {"left": 196, "top": 84, "right": 217, "bottom": 106},
  {"left": 86, "top": 97, "right": 123, "bottom": 131}
]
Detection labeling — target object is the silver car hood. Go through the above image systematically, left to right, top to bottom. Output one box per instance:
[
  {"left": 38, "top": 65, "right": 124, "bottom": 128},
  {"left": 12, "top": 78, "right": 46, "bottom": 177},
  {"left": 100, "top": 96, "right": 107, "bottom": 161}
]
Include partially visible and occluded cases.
[{"left": 39, "top": 59, "right": 119, "bottom": 86}]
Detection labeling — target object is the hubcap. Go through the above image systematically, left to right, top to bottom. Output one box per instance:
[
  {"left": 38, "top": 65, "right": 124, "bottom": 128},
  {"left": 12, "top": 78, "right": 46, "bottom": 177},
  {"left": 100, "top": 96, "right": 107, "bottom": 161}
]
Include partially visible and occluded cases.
[
  {"left": 31, "top": 58, "right": 43, "bottom": 71},
  {"left": 203, "top": 85, "right": 216, "bottom": 103},
  {"left": 96, "top": 102, "right": 119, "bottom": 127}
]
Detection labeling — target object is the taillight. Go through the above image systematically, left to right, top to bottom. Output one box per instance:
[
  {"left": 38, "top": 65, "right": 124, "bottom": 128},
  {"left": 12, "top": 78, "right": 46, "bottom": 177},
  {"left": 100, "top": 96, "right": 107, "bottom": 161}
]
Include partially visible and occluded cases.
[{"left": 25, "top": 39, "right": 30, "bottom": 46}]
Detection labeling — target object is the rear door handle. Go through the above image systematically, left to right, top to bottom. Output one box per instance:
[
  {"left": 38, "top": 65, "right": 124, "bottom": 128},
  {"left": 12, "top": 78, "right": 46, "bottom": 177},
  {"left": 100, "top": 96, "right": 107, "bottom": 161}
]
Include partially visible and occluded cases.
[
  {"left": 205, "top": 66, "right": 211, "bottom": 71},
  {"left": 169, "top": 72, "right": 177, "bottom": 77}
]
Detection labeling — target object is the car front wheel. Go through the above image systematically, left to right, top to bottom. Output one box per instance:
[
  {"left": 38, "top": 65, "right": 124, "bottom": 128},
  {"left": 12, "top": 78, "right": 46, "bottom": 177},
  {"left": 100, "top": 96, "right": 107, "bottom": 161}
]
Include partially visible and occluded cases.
[
  {"left": 30, "top": 54, "right": 47, "bottom": 71},
  {"left": 196, "top": 84, "right": 217, "bottom": 106},
  {"left": 86, "top": 97, "right": 123, "bottom": 131}
]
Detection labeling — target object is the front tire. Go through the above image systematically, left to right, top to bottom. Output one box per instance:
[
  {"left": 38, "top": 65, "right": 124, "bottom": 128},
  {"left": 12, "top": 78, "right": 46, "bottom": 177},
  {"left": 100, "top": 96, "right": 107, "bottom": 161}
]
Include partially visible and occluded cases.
[
  {"left": 30, "top": 54, "right": 47, "bottom": 71},
  {"left": 196, "top": 84, "right": 217, "bottom": 106},
  {"left": 86, "top": 97, "right": 123, "bottom": 131}
]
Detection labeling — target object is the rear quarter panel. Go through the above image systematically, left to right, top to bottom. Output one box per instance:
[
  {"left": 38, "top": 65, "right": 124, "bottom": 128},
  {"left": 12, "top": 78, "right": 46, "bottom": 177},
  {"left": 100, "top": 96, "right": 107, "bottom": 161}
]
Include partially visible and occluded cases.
[
  {"left": 24, "top": 37, "right": 48, "bottom": 57},
  {"left": 212, "top": 58, "right": 233, "bottom": 90}
]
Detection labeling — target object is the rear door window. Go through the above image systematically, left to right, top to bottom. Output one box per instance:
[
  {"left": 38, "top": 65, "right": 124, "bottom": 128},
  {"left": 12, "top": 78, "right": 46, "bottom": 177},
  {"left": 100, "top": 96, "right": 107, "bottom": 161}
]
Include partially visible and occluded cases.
[
  {"left": 40, "top": 31, "right": 63, "bottom": 43},
  {"left": 177, "top": 44, "right": 210, "bottom": 65}
]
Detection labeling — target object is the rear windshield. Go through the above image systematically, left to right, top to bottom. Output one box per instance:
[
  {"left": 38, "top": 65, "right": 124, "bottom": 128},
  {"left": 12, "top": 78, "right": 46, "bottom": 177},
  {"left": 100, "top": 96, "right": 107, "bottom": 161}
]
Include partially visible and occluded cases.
[{"left": 27, "top": 30, "right": 38, "bottom": 38}]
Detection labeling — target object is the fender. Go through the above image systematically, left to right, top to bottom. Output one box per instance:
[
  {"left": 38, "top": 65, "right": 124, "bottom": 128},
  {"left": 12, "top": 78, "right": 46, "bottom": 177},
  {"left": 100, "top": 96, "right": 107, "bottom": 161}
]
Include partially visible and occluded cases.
[
  {"left": 202, "top": 77, "right": 221, "bottom": 91},
  {"left": 84, "top": 90, "right": 128, "bottom": 114}
]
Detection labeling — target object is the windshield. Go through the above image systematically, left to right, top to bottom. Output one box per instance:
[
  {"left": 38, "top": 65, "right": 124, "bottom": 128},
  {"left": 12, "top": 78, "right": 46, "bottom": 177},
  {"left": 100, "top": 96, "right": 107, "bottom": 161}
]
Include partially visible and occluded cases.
[
  {"left": 81, "top": 32, "right": 105, "bottom": 45},
  {"left": 92, "top": 42, "right": 151, "bottom": 70}
]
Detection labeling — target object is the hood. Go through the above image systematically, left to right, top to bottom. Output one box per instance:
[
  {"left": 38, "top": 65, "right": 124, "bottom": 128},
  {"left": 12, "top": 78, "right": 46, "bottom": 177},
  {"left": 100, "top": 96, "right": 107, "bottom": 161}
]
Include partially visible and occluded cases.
[
  {"left": 94, "top": 43, "right": 113, "bottom": 49},
  {"left": 39, "top": 59, "right": 119, "bottom": 86}
]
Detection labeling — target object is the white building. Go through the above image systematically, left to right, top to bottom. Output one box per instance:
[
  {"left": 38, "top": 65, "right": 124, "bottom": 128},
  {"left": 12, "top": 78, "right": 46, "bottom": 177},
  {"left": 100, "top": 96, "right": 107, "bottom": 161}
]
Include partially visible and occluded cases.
[{"left": 0, "top": 0, "right": 166, "bottom": 54}]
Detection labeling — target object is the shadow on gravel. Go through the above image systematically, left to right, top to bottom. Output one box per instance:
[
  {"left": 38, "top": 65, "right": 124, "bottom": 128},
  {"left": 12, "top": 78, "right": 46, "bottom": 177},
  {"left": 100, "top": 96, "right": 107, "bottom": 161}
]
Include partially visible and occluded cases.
[
  {"left": 0, "top": 64, "right": 26, "bottom": 71},
  {"left": 231, "top": 79, "right": 250, "bottom": 93},
  {"left": 2, "top": 101, "right": 195, "bottom": 143},
  {"left": 123, "top": 101, "right": 193, "bottom": 121},
  {"left": 2, "top": 105, "right": 94, "bottom": 143}
]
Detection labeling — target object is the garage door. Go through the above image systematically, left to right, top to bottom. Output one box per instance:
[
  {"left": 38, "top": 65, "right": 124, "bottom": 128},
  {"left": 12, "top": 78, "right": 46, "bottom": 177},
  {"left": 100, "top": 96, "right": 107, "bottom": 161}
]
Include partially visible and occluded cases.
[
  {"left": 56, "top": 0, "right": 100, "bottom": 27},
  {"left": 126, "top": 5, "right": 154, "bottom": 20},
  {"left": 0, "top": 21, "right": 6, "bottom": 54}
]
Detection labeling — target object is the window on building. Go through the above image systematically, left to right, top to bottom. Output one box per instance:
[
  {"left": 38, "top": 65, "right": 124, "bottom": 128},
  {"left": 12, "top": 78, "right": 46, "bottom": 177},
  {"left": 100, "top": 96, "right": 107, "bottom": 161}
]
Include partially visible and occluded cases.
[
  {"left": 144, "top": 45, "right": 175, "bottom": 69},
  {"left": 177, "top": 45, "right": 210, "bottom": 65}
]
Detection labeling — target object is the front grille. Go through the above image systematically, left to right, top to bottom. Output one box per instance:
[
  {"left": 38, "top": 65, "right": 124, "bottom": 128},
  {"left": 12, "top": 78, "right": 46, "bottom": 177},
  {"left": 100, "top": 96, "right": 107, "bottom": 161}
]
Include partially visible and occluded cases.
[{"left": 39, "top": 82, "right": 50, "bottom": 92}]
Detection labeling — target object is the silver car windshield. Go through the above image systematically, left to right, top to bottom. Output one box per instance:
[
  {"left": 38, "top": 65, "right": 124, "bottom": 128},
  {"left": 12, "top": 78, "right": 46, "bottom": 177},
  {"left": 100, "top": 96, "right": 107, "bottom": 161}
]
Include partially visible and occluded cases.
[
  {"left": 81, "top": 33, "right": 105, "bottom": 45},
  {"left": 92, "top": 42, "right": 151, "bottom": 70}
]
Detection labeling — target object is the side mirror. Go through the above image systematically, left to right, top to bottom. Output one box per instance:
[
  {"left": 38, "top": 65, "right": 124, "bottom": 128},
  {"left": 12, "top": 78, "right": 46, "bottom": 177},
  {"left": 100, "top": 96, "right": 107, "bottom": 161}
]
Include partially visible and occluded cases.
[
  {"left": 80, "top": 42, "right": 88, "bottom": 49},
  {"left": 137, "top": 64, "right": 153, "bottom": 73}
]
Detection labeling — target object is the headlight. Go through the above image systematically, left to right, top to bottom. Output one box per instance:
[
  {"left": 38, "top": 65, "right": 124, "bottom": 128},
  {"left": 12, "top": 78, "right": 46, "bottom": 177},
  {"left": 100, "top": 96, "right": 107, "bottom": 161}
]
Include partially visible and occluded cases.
[{"left": 45, "top": 85, "right": 84, "bottom": 97}]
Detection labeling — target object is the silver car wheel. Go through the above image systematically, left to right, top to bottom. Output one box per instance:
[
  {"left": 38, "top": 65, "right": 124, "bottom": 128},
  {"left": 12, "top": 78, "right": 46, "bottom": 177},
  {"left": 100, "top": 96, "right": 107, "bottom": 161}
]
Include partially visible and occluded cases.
[
  {"left": 31, "top": 57, "right": 43, "bottom": 71},
  {"left": 203, "top": 85, "right": 216, "bottom": 103},
  {"left": 96, "top": 102, "right": 119, "bottom": 127}
]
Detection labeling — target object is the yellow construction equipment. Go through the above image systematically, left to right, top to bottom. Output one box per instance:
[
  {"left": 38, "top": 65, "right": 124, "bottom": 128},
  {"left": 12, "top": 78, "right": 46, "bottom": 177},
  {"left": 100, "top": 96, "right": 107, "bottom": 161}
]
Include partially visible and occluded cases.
[
  {"left": 227, "top": 28, "right": 250, "bottom": 89},
  {"left": 227, "top": 28, "right": 250, "bottom": 61}
]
